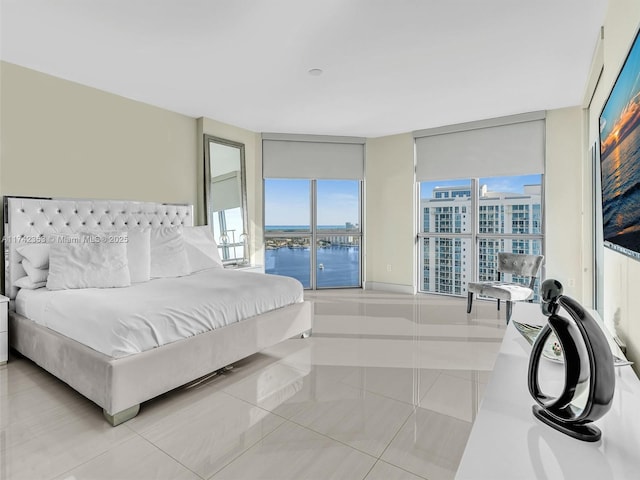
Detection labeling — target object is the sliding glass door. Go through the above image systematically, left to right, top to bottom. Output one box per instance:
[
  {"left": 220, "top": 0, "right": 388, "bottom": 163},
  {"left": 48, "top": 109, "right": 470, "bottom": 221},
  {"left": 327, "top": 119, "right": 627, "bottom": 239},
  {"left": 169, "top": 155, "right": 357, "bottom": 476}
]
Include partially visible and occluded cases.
[
  {"left": 264, "top": 179, "right": 362, "bottom": 289},
  {"left": 316, "top": 180, "right": 361, "bottom": 287}
]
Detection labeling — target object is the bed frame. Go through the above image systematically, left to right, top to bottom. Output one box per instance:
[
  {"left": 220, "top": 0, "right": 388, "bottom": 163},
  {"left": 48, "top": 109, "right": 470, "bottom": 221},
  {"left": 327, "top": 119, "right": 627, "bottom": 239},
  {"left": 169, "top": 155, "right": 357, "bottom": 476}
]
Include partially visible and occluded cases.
[{"left": 3, "top": 196, "right": 312, "bottom": 425}]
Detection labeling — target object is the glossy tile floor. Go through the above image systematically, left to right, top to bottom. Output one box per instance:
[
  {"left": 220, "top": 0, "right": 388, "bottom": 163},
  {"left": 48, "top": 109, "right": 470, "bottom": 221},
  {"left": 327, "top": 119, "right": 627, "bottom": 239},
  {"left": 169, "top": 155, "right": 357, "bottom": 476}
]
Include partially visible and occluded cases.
[{"left": 0, "top": 290, "right": 507, "bottom": 480}]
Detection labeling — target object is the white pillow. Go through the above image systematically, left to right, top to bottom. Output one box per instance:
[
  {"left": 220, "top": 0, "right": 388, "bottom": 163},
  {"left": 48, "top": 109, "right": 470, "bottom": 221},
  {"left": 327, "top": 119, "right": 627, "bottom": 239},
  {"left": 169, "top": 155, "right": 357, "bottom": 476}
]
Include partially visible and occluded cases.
[
  {"left": 150, "top": 226, "right": 190, "bottom": 278},
  {"left": 183, "top": 226, "right": 224, "bottom": 272},
  {"left": 126, "top": 228, "right": 151, "bottom": 283},
  {"left": 81, "top": 229, "right": 151, "bottom": 283},
  {"left": 46, "top": 233, "right": 131, "bottom": 290},
  {"left": 16, "top": 243, "right": 50, "bottom": 269},
  {"left": 22, "top": 259, "right": 49, "bottom": 284},
  {"left": 14, "top": 276, "right": 46, "bottom": 290}
]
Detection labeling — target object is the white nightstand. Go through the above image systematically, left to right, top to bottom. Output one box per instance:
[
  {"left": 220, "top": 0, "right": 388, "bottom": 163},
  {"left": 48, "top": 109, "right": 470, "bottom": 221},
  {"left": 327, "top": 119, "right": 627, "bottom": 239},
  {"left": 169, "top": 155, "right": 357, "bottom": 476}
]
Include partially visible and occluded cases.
[
  {"left": 224, "top": 264, "right": 265, "bottom": 274},
  {"left": 0, "top": 295, "right": 9, "bottom": 365}
]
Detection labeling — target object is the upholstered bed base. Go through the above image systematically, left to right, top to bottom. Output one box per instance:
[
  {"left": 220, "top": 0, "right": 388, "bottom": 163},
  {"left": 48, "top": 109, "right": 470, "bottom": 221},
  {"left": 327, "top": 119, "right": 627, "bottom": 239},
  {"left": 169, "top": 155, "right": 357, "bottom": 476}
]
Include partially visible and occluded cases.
[
  {"left": 4, "top": 196, "right": 313, "bottom": 425},
  {"left": 10, "top": 301, "right": 312, "bottom": 425}
]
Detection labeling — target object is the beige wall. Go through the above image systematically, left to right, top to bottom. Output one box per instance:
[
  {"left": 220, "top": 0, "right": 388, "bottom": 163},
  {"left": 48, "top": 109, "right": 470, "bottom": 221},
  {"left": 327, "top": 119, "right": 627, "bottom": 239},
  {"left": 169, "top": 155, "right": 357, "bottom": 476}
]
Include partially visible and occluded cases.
[
  {"left": 587, "top": 0, "right": 640, "bottom": 372},
  {"left": 0, "top": 62, "right": 197, "bottom": 208},
  {"left": 0, "top": 62, "right": 265, "bottom": 271},
  {"left": 0, "top": 62, "right": 199, "bottom": 292},
  {"left": 0, "top": 62, "right": 270, "bottom": 285},
  {"left": 544, "top": 107, "right": 586, "bottom": 301},
  {"left": 199, "top": 118, "right": 263, "bottom": 265},
  {"left": 364, "top": 134, "right": 415, "bottom": 291}
]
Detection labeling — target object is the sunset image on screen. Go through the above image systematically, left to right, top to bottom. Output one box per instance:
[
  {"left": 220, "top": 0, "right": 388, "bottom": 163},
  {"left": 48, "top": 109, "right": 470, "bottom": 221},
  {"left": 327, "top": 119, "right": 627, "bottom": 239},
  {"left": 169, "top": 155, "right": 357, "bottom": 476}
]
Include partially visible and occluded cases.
[{"left": 600, "top": 31, "right": 640, "bottom": 256}]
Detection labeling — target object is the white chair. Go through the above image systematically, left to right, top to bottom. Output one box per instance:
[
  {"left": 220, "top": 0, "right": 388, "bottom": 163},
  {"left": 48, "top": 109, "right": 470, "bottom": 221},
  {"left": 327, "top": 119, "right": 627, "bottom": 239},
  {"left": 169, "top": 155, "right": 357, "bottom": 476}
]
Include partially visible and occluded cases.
[{"left": 466, "top": 252, "right": 544, "bottom": 323}]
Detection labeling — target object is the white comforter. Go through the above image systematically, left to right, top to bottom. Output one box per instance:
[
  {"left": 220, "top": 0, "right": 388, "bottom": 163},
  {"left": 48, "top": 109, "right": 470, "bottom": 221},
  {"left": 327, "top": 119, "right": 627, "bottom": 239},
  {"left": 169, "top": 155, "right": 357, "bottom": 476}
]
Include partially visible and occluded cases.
[{"left": 15, "top": 269, "right": 304, "bottom": 358}]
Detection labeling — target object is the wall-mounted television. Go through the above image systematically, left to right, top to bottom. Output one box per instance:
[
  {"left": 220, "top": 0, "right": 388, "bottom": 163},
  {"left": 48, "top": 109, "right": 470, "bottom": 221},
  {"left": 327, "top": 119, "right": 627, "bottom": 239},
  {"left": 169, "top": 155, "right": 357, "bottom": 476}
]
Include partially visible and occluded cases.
[{"left": 599, "top": 27, "right": 640, "bottom": 261}]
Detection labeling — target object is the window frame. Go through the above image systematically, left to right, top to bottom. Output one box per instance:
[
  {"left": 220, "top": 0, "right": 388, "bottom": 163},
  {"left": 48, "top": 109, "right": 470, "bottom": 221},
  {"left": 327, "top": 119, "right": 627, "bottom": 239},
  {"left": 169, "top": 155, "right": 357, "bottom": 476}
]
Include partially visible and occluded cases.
[
  {"left": 417, "top": 176, "right": 545, "bottom": 297},
  {"left": 264, "top": 178, "right": 364, "bottom": 289}
]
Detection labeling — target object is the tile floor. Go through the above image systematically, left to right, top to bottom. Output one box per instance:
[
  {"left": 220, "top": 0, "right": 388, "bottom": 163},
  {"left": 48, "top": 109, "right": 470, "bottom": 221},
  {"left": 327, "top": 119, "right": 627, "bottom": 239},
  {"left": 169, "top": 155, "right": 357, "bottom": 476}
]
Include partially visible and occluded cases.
[{"left": 0, "top": 289, "right": 507, "bottom": 480}]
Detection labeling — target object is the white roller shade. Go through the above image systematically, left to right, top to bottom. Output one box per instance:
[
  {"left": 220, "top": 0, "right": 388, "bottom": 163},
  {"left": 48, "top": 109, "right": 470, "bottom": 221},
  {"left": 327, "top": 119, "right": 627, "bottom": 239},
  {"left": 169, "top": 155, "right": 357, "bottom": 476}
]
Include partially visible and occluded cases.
[
  {"left": 415, "top": 112, "right": 545, "bottom": 181},
  {"left": 263, "top": 135, "right": 365, "bottom": 179},
  {"left": 210, "top": 171, "right": 241, "bottom": 212}
]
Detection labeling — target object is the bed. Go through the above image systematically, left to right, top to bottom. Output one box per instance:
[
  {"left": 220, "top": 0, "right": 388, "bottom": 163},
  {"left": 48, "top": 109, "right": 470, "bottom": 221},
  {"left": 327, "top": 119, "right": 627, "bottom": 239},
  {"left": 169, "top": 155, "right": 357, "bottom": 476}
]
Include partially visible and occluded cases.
[{"left": 3, "top": 196, "right": 312, "bottom": 425}]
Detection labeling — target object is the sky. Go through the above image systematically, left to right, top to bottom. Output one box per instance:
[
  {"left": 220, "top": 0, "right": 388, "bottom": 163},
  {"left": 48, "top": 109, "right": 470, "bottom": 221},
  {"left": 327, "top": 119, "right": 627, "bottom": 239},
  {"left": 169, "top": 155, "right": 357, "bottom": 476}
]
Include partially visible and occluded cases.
[
  {"left": 600, "top": 30, "right": 640, "bottom": 140},
  {"left": 420, "top": 174, "right": 542, "bottom": 199},
  {"left": 265, "top": 175, "right": 542, "bottom": 226},
  {"left": 264, "top": 179, "right": 359, "bottom": 226}
]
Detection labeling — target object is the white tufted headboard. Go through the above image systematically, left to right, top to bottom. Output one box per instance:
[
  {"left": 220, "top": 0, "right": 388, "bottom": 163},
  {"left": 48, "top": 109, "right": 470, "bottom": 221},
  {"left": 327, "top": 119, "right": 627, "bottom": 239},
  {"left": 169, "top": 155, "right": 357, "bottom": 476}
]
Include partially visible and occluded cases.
[{"left": 3, "top": 197, "right": 193, "bottom": 299}]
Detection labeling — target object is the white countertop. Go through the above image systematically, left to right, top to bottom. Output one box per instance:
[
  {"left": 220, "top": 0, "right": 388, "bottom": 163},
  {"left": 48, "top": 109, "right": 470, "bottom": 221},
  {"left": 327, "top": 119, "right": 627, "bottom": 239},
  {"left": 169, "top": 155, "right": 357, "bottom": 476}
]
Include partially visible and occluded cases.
[{"left": 455, "top": 302, "right": 640, "bottom": 480}]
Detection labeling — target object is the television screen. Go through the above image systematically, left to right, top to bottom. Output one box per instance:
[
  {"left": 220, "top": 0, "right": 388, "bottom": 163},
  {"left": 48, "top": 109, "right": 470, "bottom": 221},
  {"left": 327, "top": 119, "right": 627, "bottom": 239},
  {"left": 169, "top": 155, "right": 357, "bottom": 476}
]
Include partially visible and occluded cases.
[{"left": 599, "top": 28, "right": 640, "bottom": 261}]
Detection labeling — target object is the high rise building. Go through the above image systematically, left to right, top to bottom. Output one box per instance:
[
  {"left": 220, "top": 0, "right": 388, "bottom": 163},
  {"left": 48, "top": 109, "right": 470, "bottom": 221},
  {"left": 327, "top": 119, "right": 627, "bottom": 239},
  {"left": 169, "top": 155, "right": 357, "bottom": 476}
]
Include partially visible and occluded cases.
[{"left": 421, "top": 184, "right": 542, "bottom": 297}]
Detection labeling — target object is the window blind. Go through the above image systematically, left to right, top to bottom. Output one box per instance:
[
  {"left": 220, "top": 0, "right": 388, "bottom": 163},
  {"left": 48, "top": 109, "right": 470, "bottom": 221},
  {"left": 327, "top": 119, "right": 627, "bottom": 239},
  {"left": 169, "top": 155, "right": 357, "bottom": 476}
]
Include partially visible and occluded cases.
[
  {"left": 415, "top": 112, "right": 545, "bottom": 181},
  {"left": 263, "top": 134, "right": 365, "bottom": 180},
  {"left": 210, "top": 171, "right": 241, "bottom": 212}
]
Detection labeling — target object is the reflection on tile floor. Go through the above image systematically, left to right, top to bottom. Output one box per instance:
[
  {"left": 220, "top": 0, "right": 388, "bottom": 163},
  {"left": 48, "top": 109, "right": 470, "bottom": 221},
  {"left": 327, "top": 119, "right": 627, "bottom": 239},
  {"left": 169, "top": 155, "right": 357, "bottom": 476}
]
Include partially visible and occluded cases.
[{"left": 0, "top": 290, "right": 506, "bottom": 480}]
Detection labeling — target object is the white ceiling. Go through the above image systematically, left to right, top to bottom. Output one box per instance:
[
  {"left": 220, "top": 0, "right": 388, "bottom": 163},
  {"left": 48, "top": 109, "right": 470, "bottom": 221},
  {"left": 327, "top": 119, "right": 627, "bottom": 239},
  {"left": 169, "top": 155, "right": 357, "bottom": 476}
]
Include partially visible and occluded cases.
[{"left": 1, "top": 0, "right": 608, "bottom": 137}]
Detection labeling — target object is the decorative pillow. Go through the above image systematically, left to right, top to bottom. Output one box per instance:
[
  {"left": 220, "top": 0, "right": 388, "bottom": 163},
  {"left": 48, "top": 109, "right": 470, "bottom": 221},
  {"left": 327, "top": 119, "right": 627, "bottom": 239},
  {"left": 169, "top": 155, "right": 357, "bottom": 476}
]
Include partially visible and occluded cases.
[
  {"left": 150, "top": 226, "right": 190, "bottom": 278},
  {"left": 183, "top": 226, "right": 224, "bottom": 273},
  {"left": 126, "top": 228, "right": 151, "bottom": 283},
  {"left": 81, "top": 229, "right": 151, "bottom": 283},
  {"left": 46, "top": 233, "right": 131, "bottom": 290},
  {"left": 16, "top": 243, "right": 50, "bottom": 269},
  {"left": 22, "top": 259, "right": 49, "bottom": 284},
  {"left": 14, "top": 276, "right": 46, "bottom": 290}
]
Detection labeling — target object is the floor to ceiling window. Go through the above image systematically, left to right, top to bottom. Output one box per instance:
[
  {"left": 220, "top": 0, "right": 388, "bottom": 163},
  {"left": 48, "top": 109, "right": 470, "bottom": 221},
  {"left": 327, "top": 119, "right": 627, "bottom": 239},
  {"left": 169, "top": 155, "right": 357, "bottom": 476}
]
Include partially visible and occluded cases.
[
  {"left": 414, "top": 112, "right": 546, "bottom": 300},
  {"left": 262, "top": 135, "right": 364, "bottom": 289},
  {"left": 418, "top": 175, "right": 543, "bottom": 298},
  {"left": 264, "top": 179, "right": 312, "bottom": 287},
  {"left": 264, "top": 179, "right": 362, "bottom": 289},
  {"left": 316, "top": 179, "right": 361, "bottom": 288},
  {"left": 419, "top": 179, "right": 472, "bottom": 295}
]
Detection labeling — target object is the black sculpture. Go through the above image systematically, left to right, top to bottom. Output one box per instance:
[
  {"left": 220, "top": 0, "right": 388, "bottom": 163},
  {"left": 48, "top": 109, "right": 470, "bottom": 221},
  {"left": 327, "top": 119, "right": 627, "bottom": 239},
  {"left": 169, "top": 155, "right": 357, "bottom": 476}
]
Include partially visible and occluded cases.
[{"left": 527, "top": 279, "right": 615, "bottom": 442}]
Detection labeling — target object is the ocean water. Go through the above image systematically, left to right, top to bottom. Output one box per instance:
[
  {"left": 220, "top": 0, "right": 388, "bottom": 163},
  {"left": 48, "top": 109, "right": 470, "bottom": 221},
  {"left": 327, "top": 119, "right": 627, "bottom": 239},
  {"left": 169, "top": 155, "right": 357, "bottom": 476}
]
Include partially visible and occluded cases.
[
  {"left": 601, "top": 126, "right": 640, "bottom": 253},
  {"left": 265, "top": 245, "right": 360, "bottom": 288}
]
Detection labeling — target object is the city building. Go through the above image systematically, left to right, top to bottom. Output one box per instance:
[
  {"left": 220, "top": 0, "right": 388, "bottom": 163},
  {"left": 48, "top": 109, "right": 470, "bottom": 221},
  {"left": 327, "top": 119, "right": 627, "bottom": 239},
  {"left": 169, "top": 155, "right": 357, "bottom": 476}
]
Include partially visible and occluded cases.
[{"left": 421, "top": 184, "right": 542, "bottom": 297}]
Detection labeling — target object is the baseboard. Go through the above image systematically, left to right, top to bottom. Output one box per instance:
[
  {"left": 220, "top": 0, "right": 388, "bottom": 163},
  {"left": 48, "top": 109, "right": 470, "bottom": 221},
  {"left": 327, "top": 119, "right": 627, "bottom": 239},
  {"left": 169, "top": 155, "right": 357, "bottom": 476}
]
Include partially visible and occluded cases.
[{"left": 363, "top": 281, "right": 414, "bottom": 295}]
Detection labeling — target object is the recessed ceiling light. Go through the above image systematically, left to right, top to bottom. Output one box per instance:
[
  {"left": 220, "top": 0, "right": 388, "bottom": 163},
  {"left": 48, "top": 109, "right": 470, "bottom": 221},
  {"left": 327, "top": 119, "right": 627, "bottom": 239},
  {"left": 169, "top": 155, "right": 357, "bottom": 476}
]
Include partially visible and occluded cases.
[{"left": 308, "top": 68, "right": 323, "bottom": 76}]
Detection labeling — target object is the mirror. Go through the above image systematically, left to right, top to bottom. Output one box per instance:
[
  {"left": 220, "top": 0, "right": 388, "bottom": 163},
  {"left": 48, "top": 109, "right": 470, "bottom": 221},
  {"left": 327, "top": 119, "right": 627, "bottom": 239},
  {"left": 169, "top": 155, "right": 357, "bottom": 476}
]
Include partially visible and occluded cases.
[{"left": 204, "top": 135, "right": 248, "bottom": 264}]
